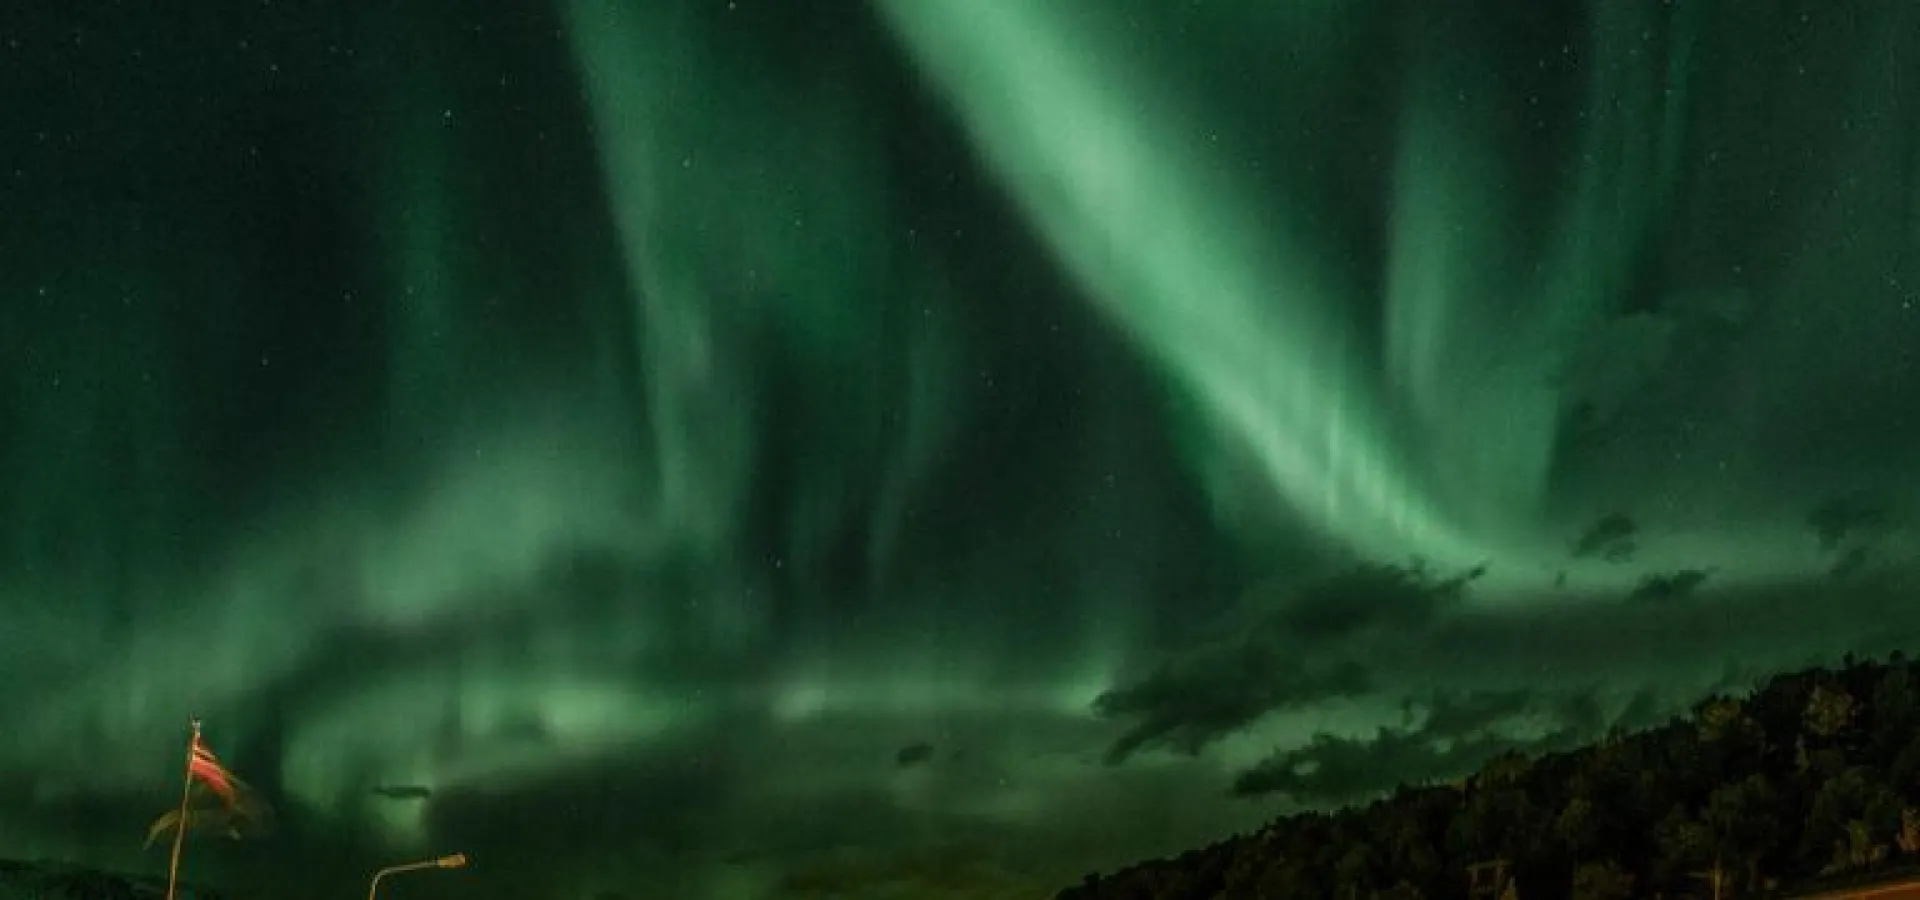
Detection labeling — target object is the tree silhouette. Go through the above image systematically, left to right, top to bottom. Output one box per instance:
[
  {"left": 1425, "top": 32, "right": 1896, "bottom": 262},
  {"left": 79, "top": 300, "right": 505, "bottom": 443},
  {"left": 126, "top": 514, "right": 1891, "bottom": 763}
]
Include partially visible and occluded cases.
[{"left": 1060, "top": 654, "right": 1920, "bottom": 900}]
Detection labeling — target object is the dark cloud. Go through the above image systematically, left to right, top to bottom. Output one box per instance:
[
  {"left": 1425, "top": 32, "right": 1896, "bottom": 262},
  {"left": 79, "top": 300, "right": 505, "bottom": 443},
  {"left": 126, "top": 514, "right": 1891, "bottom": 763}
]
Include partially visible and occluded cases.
[
  {"left": 1808, "top": 492, "right": 1895, "bottom": 553},
  {"left": 1570, "top": 513, "right": 1638, "bottom": 563},
  {"left": 1829, "top": 546, "right": 1873, "bottom": 580},
  {"left": 1099, "top": 559, "right": 1920, "bottom": 804},
  {"left": 1264, "top": 561, "right": 1484, "bottom": 641},
  {"left": 1094, "top": 562, "right": 1482, "bottom": 765},
  {"left": 1625, "top": 568, "right": 1713, "bottom": 605},
  {"left": 1403, "top": 571, "right": 1920, "bottom": 706},
  {"left": 1095, "top": 648, "right": 1371, "bottom": 765},
  {"left": 1229, "top": 687, "right": 1653, "bottom": 803},
  {"left": 1414, "top": 689, "right": 1534, "bottom": 737},
  {"left": 894, "top": 743, "right": 935, "bottom": 768}
]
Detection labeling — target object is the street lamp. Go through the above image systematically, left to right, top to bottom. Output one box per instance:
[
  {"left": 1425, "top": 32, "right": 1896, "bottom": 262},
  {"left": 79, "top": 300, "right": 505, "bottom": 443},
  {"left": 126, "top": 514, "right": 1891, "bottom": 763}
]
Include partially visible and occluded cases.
[{"left": 367, "top": 853, "right": 469, "bottom": 900}]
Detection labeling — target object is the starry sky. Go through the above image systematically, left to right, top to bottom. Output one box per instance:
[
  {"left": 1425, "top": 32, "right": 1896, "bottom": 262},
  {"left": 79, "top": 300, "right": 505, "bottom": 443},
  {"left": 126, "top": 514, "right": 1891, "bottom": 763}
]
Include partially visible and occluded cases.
[{"left": 3, "top": 1, "right": 1920, "bottom": 898}]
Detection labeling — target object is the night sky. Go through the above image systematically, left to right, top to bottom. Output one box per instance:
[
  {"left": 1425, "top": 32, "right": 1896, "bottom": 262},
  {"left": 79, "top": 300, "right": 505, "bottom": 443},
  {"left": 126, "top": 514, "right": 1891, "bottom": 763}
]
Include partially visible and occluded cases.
[{"left": 3, "top": 1, "right": 1920, "bottom": 898}]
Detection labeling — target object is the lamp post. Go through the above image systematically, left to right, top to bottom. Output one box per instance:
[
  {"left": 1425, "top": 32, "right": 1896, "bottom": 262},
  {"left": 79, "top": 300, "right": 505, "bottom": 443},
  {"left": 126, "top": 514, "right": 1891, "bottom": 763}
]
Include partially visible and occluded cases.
[{"left": 367, "top": 853, "right": 469, "bottom": 900}]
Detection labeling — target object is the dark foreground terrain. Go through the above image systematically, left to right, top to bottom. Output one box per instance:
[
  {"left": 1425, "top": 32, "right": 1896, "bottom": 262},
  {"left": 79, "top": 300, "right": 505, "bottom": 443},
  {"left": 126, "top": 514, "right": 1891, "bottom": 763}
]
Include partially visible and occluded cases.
[
  {"left": 1059, "top": 654, "right": 1920, "bottom": 900},
  {"left": 22, "top": 656, "right": 1920, "bottom": 900},
  {"left": 0, "top": 859, "right": 223, "bottom": 900}
]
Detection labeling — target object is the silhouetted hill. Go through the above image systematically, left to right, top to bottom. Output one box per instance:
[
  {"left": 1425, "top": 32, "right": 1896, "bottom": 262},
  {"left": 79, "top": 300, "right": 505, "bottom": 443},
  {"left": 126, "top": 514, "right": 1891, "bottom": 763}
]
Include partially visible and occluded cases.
[
  {"left": 1058, "top": 653, "right": 1920, "bottom": 899},
  {"left": 0, "top": 858, "right": 224, "bottom": 900}
]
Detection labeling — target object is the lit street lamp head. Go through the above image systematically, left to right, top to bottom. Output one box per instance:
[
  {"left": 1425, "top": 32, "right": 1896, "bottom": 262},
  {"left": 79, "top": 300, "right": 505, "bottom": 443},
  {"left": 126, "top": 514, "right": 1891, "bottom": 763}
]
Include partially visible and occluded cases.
[{"left": 368, "top": 852, "right": 473, "bottom": 900}]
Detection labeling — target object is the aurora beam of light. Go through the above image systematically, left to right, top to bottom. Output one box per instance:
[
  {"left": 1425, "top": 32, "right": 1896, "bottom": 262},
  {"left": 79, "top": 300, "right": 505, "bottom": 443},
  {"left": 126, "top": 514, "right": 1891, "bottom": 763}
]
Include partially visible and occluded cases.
[
  {"left": 559, "top": 0, "right": 764, "bottom": 569},
  {"left": 561, "top": 0, "right": 954, "bottom": 595},
  {"left": 877, "top": 1, "right": 1494, "bottom": 568},
  {"left": 1380, "top": 2, "right": 1696, "bottom": 545}
]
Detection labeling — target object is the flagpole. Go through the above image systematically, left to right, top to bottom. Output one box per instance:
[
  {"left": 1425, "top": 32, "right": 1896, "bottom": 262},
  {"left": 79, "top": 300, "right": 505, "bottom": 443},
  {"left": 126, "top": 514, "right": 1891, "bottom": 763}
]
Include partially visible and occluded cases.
[{"left": 164, "top": 717, "right": 200, "bottom": 900}]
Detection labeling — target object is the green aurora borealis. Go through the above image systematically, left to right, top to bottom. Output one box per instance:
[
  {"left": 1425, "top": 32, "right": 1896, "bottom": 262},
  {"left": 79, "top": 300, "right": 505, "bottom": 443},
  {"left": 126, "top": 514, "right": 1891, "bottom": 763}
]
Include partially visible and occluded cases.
[{"left": 4, "top": 1, "right": 1920, "bottom": 898}]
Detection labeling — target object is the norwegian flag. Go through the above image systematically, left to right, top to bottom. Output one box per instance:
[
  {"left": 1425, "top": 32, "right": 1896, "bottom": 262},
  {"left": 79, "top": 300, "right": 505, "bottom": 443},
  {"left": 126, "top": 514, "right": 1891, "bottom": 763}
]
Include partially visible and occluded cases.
[
  {"left": 146, "top": 719, "right": 272, "bottom": 851},
  {"left": 187, "top": 727, "right": 237, "bottom": 806}
]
